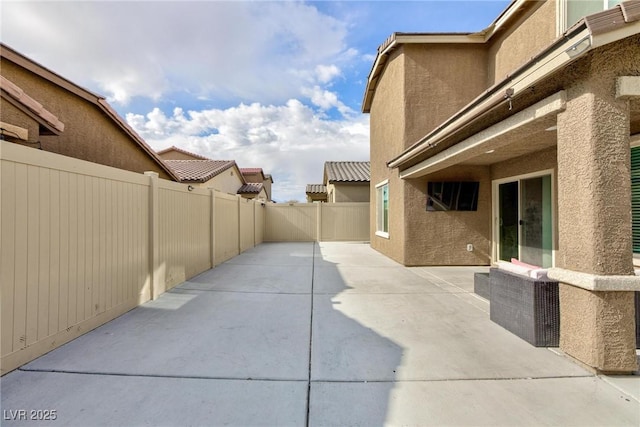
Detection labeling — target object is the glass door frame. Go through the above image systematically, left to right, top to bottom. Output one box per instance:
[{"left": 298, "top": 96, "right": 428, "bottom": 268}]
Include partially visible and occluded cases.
[{"left": 491, "top": 169, "right": 556, "bottom": 267}]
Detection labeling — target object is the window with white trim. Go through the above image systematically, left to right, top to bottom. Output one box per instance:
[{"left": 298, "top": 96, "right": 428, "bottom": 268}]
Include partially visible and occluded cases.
[{"left": 376, "top": 181, "right": 389, "bottom": 237}]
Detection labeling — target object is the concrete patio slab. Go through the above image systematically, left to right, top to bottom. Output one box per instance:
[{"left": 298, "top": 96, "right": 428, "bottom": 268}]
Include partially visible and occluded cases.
[
  {"left": 2, "top": 242, "right": 638, "bottom": 426},
  {"left": 226, "top": 242, "right": 315, "bottom": 266},
  {"left": 184, "top": 263, "right": 312, "bottom": 294},
  {"left": 313, "top": 265, "right": 448, "bottom": 295},
  {"left": 410, "top": 266, "right": 491, "bottom": 293},
  {"left": 23, "top": 288, "right": 311, "bottom": 381},
  {"left": 311, "top": 292, "right": 589, "bottom": 381},
  {"left": 2, "top": 371, "right": 307, "bottom": 427},
  {"left": 310, "top": 376, "right": 639, "bottom": 426}
]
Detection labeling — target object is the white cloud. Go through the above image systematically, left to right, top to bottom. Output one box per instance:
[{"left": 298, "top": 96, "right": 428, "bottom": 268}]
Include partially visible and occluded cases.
[
  {"left": 1, "top": 1, "right": 353, "bottom": 106},
  {"left": 315, "top": 64, "right": 341, "bottom": 84},
  {"left": 127, "top": 100, "right": 369, "bottom": 202}
]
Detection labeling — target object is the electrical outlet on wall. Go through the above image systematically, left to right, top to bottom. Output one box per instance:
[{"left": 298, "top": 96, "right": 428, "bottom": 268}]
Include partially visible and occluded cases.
[{"left": 466, "top": 244, "right": 473, "bottom": 252}]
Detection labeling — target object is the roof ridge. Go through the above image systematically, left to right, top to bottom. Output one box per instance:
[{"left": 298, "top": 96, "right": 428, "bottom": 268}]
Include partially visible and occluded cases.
[{"left": 157, "top": 146, "right": 211, "bottom": 160}]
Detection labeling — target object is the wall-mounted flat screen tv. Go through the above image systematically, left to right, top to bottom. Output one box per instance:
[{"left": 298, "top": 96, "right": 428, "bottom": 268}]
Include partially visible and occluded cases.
[{"left": 427, "top": 181, "right": 479, "bottom": 211}]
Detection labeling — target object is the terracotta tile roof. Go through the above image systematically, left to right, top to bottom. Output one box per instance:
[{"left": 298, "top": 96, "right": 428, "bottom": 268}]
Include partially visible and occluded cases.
[
  {"left": 1, "top": 75, "right": 65, "bottom": 133},
  {"left": 157, "top": 146, "right": 210, "bottom": 160},
  {"left": 164, "top": 159, "right": 236, "bottom": 183},
  {"left": 324, "top": 161, "right": 370, "bottom": 183},
  {"left": 240, "top": 168, "right": 264, "bottom": 175},
  {"left": 237, "top": 182, "right": 264, "bottom": 194},
  {"left": 306, "top": 184, "right": 327, "bottom": 194}
]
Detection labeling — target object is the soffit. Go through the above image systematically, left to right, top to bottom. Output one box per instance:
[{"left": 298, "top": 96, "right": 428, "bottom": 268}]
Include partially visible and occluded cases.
[{"left": 400, "top": 91, "right": 565, "bottom": 178}]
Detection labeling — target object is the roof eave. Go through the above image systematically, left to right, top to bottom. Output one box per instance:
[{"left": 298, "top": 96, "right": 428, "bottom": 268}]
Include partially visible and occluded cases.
[
  {"left": 361, "top": 0, "right": 530, "bottom": 114},
  {"left": 1, "top": 43, "right": 179, "bottom": 181}
]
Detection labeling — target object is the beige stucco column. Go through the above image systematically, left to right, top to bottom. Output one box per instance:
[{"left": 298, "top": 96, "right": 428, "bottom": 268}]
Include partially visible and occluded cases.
[{"left": 553, "top": 74, "right": 638, "bottom": 373}]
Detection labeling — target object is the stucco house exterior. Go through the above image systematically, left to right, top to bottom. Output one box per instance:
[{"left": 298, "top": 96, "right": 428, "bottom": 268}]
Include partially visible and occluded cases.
[
  {"left": 364, "top": 0, "right": 640, "bottom": 373},
  {"left": 0, "top": 43, "right": 176, "bottom": 180},
  {"left": 157, "top": 146, "right": 245, "bottom": 194},
  {"left": 157, "top": 146, "right": 211, "bottom": 161},
  {"left": 158, "top": 147, "right": 273, "bottom": 200},
  {"left": 313, "top": 161, "right": 370, "bottom": 203},
  {"left": 240, "top": 168, "right": 273, "bottom": 202},
  {"left": 306, "top": 184, "right": 328, "bottom": 202}
]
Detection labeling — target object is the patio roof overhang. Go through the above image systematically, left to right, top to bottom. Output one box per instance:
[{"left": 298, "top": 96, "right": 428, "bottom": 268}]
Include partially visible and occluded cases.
[
  {"left": 387, "top": 2, "right": 640, "bottom": 176},
  {"left": 399, "top": 91, "right": 566, "bottom": 179}
]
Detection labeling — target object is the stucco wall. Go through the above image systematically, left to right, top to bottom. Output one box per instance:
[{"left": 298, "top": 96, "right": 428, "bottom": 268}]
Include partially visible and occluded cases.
[
  {"left": 487, "top": 0, "right": 557, "bottom": 86},
  {"left": 403, "top": 44, "right": 487, "bottom": 148},
  {"left": 369, "top": 48, "right": 406, "bottom": 264},
  {"left": 1, "top": 60, "right": 171, "bottom": 179},
  {"left": 0, "top": 101, "right": 41, "bottom": 145},
  {"left": 490, "top": 146, "right": 557, "bottom": 181},
  {"left": 158, "top": 150, "right": 199, "bottom": 161},
  {"left": 403, "top": 165, "right": 492, "bottom": 266},
  {"left": 200, "top": 167, "right": 243, "bottom": 195},
  {"left": 334, "top": 183, "right": 370, "bottom": 203}
]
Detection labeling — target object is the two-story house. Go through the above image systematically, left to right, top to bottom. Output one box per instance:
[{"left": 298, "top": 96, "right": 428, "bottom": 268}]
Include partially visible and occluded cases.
[{"left": 364, "top": 0, "right": 640, "bottom": 373}]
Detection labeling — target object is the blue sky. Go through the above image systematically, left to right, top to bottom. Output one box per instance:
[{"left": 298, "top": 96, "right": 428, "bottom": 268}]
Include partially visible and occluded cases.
[{"left": 2, "top": 0, "right": 509, "bottom": 201}]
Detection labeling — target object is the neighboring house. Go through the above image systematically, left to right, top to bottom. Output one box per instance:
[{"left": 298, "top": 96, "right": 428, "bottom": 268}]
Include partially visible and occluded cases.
[
  {"left": 363, "top": 0, "right": 640, "bottom": 373},
  {"left": 0, "top": 43, "right": 176, "bottom": 180},
  {"left": 157, "top": 146, "right": 210, "bottom": 161},
  {"left": 157, "top": 146, "right": 245, "bottom": 194},
  {"left": 158, "top": 146, "right": 270, "bottom": 199},
  {"left": 164, "top": 159, "right": 244, "bottom": 195},
  {"left": 323, "top": 161, "right": 370, "bottom": 203},
  {"left": 240, "top": 168, "right": 274, "bottom": 201},
  {"left": 237, "top": 182, "right": 269, "bottom": 201},
  {"left": 305, "top": 184, "right": 328, "bottom": 203}
]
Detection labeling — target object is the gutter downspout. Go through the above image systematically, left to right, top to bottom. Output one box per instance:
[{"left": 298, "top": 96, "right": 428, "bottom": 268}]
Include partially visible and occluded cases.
[{"left": 386, "top": 22, "right": 592, "bottom": 170}]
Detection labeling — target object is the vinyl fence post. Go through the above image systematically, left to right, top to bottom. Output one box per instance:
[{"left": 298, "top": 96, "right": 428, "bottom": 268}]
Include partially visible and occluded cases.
[
  {"left": 144, "top": 171, "right": 161, "bottom": 300},
  {"left": 210, "top": 189, "right": 216, "bottom": 268},
  {"left": 316, "top": 201, "right": 321, "bottom": 242}
]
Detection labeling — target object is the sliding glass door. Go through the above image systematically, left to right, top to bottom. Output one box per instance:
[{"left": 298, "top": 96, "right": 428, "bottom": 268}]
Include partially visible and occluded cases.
[{"left": 496, "top": 173, "right": 553, "bottom": 268}]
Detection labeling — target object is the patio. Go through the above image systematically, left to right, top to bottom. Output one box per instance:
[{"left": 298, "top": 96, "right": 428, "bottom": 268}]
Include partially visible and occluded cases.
[{"left": 2, "top": 242, "right": 639, "bottom": 426}]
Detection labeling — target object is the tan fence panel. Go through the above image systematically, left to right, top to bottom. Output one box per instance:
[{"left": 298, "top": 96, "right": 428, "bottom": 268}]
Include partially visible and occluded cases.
[
  {"left": 1, "top": 142, "right": 150, "bottom": 375},
  {"left": 158, "top": 181, "right": 211, "bottom": 291},
  {"left": 214, "top": 192, "right": 240, "bottom": 265},
  {"left": 239, "top": 198, "right": 255, "bottom": 252},
  {"left": 254, "top": 203, "right": 265, "bottom": 245},
  {"left": 320, "top": 203, "right": 370, "bottom": 241},
  {"left": 264, "top": 204, "right": 317, "bottom": 241}
]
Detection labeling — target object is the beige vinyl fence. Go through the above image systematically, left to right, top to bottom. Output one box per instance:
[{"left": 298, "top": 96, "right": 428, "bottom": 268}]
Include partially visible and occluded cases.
[
  {"left": 1, "top": 141, "right": 370, "bottom": 375},
  {"left": 0, "top": 142, "right": 265, "bottom": 374},
  {"left": 264, "top": 202, "right": 370, "bottom": 242}
]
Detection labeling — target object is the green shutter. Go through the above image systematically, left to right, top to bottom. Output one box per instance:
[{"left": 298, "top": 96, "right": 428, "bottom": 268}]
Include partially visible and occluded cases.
[{"left": 631, "top": 147, "right": 640, "bottom": 253}]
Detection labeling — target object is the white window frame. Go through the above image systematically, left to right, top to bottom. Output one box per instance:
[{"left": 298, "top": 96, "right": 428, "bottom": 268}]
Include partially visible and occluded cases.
[{"left": 375, "top": 180, "right": 389, "bottom": 239}]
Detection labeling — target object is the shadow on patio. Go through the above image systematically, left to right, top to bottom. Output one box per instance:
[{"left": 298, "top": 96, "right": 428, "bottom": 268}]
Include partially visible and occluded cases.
[{"left": 2, "top": 242, "right": 639, "bottom": 426}]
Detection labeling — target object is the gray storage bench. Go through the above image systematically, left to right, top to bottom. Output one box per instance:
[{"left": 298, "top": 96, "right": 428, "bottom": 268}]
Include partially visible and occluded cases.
[
  {"left": 489, "top": 267, "right": 560, "bottom": 347},
  {"left": 474, "top": 272, "right": 490, "bottom": 299}
]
